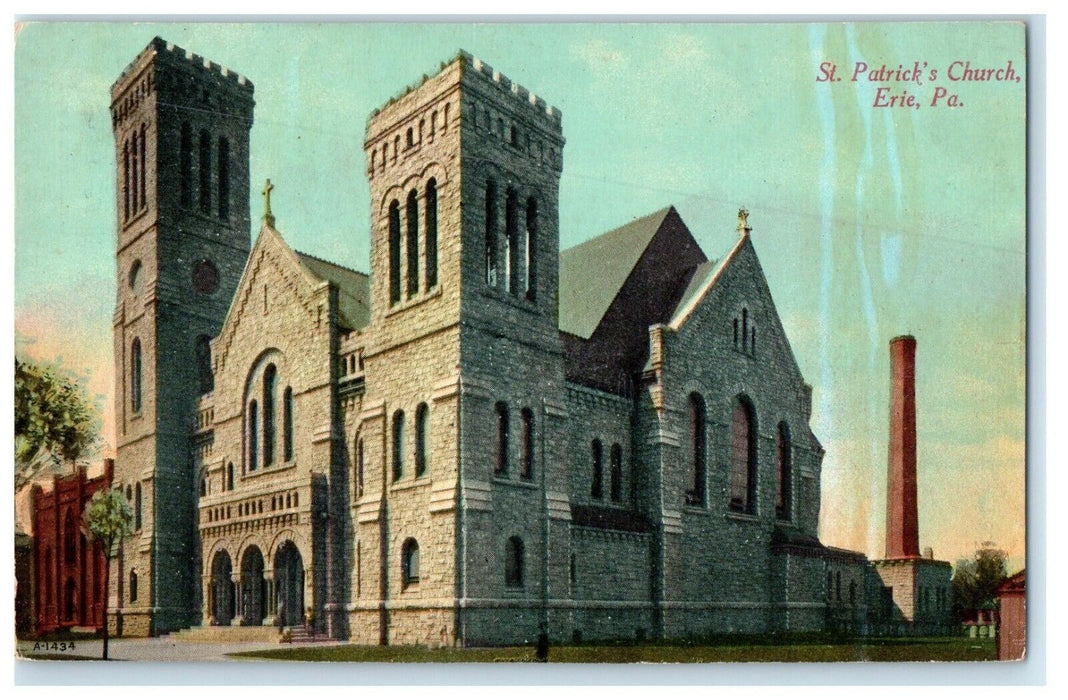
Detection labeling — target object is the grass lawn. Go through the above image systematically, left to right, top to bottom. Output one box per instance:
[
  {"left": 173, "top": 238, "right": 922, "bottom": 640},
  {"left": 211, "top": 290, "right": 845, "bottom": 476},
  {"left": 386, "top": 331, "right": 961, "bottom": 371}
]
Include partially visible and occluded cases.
[{"left": 230, "top": 636, "right": 997, "bottom": 663}]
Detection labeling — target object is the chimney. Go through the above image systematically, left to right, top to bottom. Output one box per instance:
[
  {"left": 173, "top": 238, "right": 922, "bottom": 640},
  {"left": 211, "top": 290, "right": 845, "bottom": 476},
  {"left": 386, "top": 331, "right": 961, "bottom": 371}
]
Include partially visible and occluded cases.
[{"left": 885, "top": 335, "right": 920, "bottom": 559}]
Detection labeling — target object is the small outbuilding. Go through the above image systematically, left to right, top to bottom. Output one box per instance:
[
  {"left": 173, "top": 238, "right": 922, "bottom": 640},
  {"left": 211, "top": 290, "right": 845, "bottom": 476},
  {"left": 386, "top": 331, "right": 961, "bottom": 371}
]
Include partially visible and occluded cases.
[{"left": 996, "top": 569, "right": 1026, "bottom": 661}]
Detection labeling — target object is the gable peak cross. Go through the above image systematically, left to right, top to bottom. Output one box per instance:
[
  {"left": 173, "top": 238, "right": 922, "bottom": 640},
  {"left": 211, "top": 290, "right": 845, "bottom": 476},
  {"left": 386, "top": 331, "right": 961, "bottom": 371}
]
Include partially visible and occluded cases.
[
  {"left": 262, "top": 179, "right": 276, "bottom": 227},
  {"left": 737, "top": 207, "right": 751, "bottom": 236}
]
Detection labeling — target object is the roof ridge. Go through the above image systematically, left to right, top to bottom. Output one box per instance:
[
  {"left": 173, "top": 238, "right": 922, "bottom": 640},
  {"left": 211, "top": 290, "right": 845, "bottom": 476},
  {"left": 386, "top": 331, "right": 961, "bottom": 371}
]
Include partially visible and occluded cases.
[{"left": 293, "top": 249, "right": 369, "bottom": 278}]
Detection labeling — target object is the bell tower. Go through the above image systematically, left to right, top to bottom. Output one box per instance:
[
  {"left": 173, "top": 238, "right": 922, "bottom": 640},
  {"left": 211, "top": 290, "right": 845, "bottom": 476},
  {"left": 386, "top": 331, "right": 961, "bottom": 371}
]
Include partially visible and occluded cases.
[{"left": 111, "top": 37, "right": 254, "bottom": 635}]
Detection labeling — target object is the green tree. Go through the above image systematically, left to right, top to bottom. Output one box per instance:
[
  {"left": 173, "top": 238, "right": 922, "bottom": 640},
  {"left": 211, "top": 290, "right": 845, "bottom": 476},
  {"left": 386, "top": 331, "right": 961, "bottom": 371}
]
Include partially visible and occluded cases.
[
  {"left": 14, "top": 358, "right": 99, "bottom": 489},
  {"left": 83, "top": 488, "right": 133, "bottom": 660},
  {"left": 951, "top": 543, "right": 1008, "bottom": 621}
]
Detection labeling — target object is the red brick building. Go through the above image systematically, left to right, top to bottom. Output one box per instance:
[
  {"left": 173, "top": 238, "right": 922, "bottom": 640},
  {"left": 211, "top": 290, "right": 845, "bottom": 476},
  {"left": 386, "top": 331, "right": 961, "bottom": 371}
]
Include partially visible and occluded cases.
[
  {"left": 31, "top": 460, "right": 113, "bottom": 634},
  {"left": 997, "top": 569, "right": 1026, "bottom": 660}
]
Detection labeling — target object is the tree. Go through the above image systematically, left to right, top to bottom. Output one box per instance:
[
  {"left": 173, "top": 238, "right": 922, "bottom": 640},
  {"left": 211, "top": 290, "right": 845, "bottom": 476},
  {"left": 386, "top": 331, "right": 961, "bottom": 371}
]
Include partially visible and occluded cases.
[
  {"left": 14, "top": 358, "right": 99, "bottom": 489},
  {"left": 83, "top": 488, "right": 134, "bottom": 660},
  {"left": 951, "top": 543, "right": 1008, "bottom": 621}
]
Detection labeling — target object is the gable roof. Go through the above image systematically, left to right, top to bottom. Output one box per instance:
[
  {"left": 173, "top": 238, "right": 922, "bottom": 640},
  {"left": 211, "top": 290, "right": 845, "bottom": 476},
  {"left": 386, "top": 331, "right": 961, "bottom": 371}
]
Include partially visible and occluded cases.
[
  {"left": 558, "top": 207, "right": 673, "bottom": 339},
  {"left": 668, "top": 231, "right": 749, "bottom": 330},
  {"left": 294, "top": 251, "right": 370, "bottom": 331}
]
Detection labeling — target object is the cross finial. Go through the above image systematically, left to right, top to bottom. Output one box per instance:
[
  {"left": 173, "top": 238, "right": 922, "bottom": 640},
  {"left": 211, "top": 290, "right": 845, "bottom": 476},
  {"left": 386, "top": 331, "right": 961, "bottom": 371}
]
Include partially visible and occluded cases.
[
  {"left": 262, "top": 179, "right": 276, "bottom": 227},
  {"left": 737, "top": 207, "right": 751, "bottom": 235}
]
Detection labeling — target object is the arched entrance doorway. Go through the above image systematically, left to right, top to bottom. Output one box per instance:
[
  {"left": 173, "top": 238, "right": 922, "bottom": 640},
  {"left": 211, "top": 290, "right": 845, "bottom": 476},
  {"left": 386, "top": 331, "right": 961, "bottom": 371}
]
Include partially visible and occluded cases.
[
  {"left": 274, "top": 541, "right": 304, "bottom": 627},
  {"left": 240, "top": 546, "right": 265, "bottom": 626},
  {"left": 210, "top": 550, "right": 234, "bottom": 625}
]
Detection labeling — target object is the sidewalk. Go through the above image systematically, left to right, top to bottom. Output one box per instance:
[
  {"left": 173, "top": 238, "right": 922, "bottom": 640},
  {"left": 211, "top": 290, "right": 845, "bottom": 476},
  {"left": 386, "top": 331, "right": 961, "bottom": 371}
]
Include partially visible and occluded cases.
[{"left": 17, "top": 636, "right": 343, "bottom": 662}]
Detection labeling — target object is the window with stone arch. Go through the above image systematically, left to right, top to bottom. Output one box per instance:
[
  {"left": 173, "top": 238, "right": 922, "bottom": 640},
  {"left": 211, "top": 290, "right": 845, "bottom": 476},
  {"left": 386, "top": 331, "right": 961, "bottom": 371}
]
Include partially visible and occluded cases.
[
  {"left": 179, "top": 121, "right": 192, "bottom": 207},
  {"left": 138, "top": 122, "right": 147, "bottom": 209},
  {"left": 199, "top": 129, "right": 211, "bottom": 214},
  {"left": 130, "top": 130, "right": 139, "bottom": 213},
  {"left": 217, "top": 136, "right": 230, "bottom": 219},
  {"left": 122, "top": 138, "right": 131, "bottom": 220},
  {"left": 425, "top": 179, "right": 438, "bottom": 289},
  {"left": 485, "top": 180, "right": 499, "bottom": 287},
  {"left": 505, "top": 187, "right": 520, "bottom": 296},
  {"left": 406, "top": 189, "right": 419, "bottom": 298},
  {"left": 525, "top": 197, "right": 537, "bottom": 301},
  {"left": 388, "top": 200, "right": 401, "bottom": 305},
  {"left": 195, "top": 335, "right": 214, "bottom": 394},
  {"left": 130, "top": 337, "right": 142, "bottom": 414},
  {"left": 262, "top": 364, "right": 277, "bottom": 467},
  {"left": 283, "top": 386, "right": 294, "bottom": 462},
  {"left": 688, "top": 393, "right": 707, "bottom": 507},
  {"left": 729, "top": 395, "right": 758, "bottom": 514},
  {"left": 247, "top": 399, "right": 259, "bottom": 472},
  {"left": 415, "top": 402, "right": 429, "bottom": 478},
  {"left": 494, "top": 402, "right": 509, "bottom": 476},
  {"left": 520, "top": 407, "right": 534, "bottom": 481},
  {"left": 392, "top": 410, "right": 405, "bottom": 482},
  {"left": 776, "top": 421, "right": 792, "bottom": 521},
  {"left": 354, "top": 435, "right": 364, "bottom": 498},
  {"left": 590, "top": 439, "right": 604, "bottom": 500},
  {"left": 610, "top": 443, "right": 623, "bottom": 503},
  {"left": 227, "top": 462, "right": 234, "bottom": 491},
  {"left": 200, "top": 471, "right": 207, "bottom": 497},
  {"left": 135, "top": 482, "right": 142, "bottom": 530},
  {"left": 505, "top": 536, "right": 524, "bottom": 589},
  {"left": 402, "top": 538, "right": 420, "bottom": 587},
  {"left": 129, "top": 569, "right": 138, "bottom": 602}
]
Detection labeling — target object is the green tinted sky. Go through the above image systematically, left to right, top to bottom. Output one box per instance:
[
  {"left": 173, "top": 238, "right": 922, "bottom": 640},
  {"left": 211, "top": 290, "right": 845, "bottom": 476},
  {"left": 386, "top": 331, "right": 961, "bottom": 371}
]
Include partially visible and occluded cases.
[{"left": 13, "top": 21, "right": 1026, "bottom": 566}]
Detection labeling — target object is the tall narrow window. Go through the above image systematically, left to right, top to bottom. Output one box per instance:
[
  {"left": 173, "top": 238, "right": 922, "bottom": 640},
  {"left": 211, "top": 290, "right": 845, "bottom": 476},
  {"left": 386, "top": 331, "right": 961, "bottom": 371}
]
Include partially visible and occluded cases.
[
  {"left": 180, "top": 122, "right": 192, "bottom": 207},
  {"left": 139, "top": 123, "right": 147, "bottom": 208},
  {"left": 199, "top": 130, "right": 211, "bottom": 214},
  {"left": 130, "top": 131, "right": 140, "bottom": 213},
  {"left": 217, "top": 136, "right": 230, "bottom": 219},
  {"left": 123, "top": 140, "right": 131, "bottom": 220},
  {"left": 425, "top": 179, "right": 438, "bottom": 289},
  {"left": 485, "top": 181, "right": 498, "bottom": 286},
  {"left": 506, "top": 188, "right": 520, "bottom": 295},
  {"left": 406, "top": 189, "right": 419, "bottom": 298},
  {"left": 525, "top": 197, "right": 537, "bottom": 301},
  {"left": 388, "top": 200, "right": 401, "bottom": 305},
  {"left": 741, "top": 308, "right": 749, "bottom": 352},
  {"left": 195, "top": 335, "right": 213, "bottom": 394},
  {"left": 130, "top": 337, "right": 142, "bottom": 414},
  {"left": 262, "top": 365, "right": 277, "bottom": 467},
  {"left": 283, "top": 387, "right": 294, "bottom": 462},
  {"left": 688, "top": 393, "right": 707, "bottom": 506},
  {"left": 730, "top": 396, "right": 757, "bottom": 514},
  {"left": 248, "top": 400, "right": 259, "bottom": 472},
  {"left": 415, "top": 402, "right": 429, "bottom": 477},
  {"left": 494, "top": 402, "right": 509, "bottom": 476},
  {"left": 520, "top": 408, "right": 534, "bottom": 480},
  {"left": 392, "top": 410, "right": 405, "bottom": 481},
  {"left": 776, "top": 422, "right": 792, "bottom": 521},
  {"left": 355, "top": 437, "right": 364, "bottom": 498},
  {"left": 591, "top": 439, "right": 603, "bottom": 500},
  {"left": 610, "top": 443, "right": 623, "bottom": 503},
  {"left": 227, "top": 462, "right": 234, "bottom": 491},
  {"left": 134, "top": 483, "right": 142, "bottom": 530},
  {"left": 505, "top": 536, "right": 524, "bottom": 588},
  {"left": 402, "top": 538, "right": 420, "bottom": 586},
  {"left": 129, "top": 570, "right": 138, "bottom": 602}
]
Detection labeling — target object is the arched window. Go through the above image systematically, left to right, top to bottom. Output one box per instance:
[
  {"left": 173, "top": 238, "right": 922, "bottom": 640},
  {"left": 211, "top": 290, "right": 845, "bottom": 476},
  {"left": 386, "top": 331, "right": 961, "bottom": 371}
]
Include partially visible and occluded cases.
[
  {"left": 443, "top": 103, "right": 450, "bottom": 130},
  {"left": 179, "top": 122, "right": 192, "bottom": 207},
  {"left": 139, "top": 123, "right": 147, "bottom": 208},
  {"left": 509, "top": 123, "right": 519, "bottom": 147},
  {"left": 406, "top": 127, "right": 414, "bottom": 148},
  {"left": 199, "top": 130, "right": 211, "bottom": 214},
  {"left": 130, "top": 131, "right": 139, "bottom": 213},
  {"left": 393, "top": 135, "right": 400, "bottom": 162},
  {"left": 217, "top": 136, "right": 230, "bottom": 219},
  {"left": 123, "top": 139, "right": 131, "bottom": 220},
  {"left": 425, "top": 179, "right": 438, "bottom": 289},
  {"left": 485, "top": 181, "right": 498, "bottom": 286},
  {"left": 505, "top": 187, "right": 520, "bottom": 295},
  {"left": 406, "top": 189, "right": 419, "bottom": 298},
  {"left": 525, "top": 197, "right": 537, "bottom": 301},
  {"left": 388, "top": 200, "right": 401, "bottom": 305},
  {"left": 741, "top": 308, "right": 749, "bottom": 352},
  {"left": 733, "top": 318, "right": 739, "bottom": 347},
  {"left": 195, "top": 335, "right": 213, "bottom": 394},
  {"left": 130, "top": 337, "right": 142, "bottom": 414},
  {"left": 263, "top": 365, "right": 277, "bottom": 467},
  {"left": 283, "top": 386, "right": 294, "bottom": 462},
  {"left": 688, "top": 393, "right": 706, "bottom": 506},
  {"left": 729, "top": 396, "right": 757, "bottom": 514},
  {"left": 248, "top": 400, "right": 259, "bottom": 471},
  {"left": 415, "top": 402, "right": 429, "bottom": 477},
  {"left": 494, "top": 402, "right": 509, "bottom": 476},
  {"left": 520, "top": 407, "right": 533, "bottom": 480},
  {"left": 392, "top": 410, "right": 405, "bottom": 481},
  {"left": 776, "top": 422, "right": 792, "bottom": 521},
  {"left": 355, "top": 436, "right": 364, "bottom": 498},
  {"left": 590, "top": 439, "right": 604, "bottom": 500},
  {"left": 610, "top": 443, "right": 623, "bottom": 503},
  {"left": 227, "top": 463, "right": 234, "bottom": 491},
  {"left": 200, "top": 474, "right": 207, "bottom": 497},
  {"left": 134, "top": 483, "right": 142, "bottom": 530},
  {"left": 126, "top": 485, "right": 132, "bottom": 501},
  {"left": 64, "top": 510, "right": 77, "bottom": 565},
  {"left": 505, "top": 536, "right": 524, "bottom": 589},
  {"left": 402, "top": 538, "right": 420, "bottom": 587},
  {"left": 129, "top": 570, "right": 138, "bottom": 602},
  {"left": 827, "top": 571, "right": 833, "bottom": 600},
  {"left": 836, "top": 571, "right": 842, "bottom": 601},
  {"left": 850, "top": 580, "right": 857, "bottom": 605}
]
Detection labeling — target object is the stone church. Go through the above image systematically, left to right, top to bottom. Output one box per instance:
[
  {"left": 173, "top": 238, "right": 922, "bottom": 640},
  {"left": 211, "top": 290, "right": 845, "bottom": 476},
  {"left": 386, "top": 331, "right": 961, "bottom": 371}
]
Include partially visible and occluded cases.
[{"left": 107, "top": 37, "right": 953, "bottom": 645}]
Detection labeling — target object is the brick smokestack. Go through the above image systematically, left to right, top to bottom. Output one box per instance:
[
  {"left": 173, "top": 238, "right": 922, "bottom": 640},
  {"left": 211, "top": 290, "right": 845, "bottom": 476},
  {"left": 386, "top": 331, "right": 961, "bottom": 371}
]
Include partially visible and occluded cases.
[{"left": 885, "top": 335, "right": 920, "bottom": 559}]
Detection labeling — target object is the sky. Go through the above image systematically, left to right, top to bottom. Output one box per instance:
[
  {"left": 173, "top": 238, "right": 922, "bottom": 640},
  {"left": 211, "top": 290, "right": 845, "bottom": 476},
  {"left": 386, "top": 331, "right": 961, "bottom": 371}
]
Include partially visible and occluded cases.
[{"left": 13, "top": 21, "right": 1027, "bottom": 569}]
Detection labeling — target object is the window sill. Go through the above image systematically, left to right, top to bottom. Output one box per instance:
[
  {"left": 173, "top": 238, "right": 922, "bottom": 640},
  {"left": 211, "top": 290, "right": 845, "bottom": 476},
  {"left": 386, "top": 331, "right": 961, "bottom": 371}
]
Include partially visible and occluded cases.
[
  {"left": 386, "top": 285, "right": 442, "bottom": 317},
  {"left": 480, "top": 287, "right": 539, "bottom": 315},
  {"left": 242, "top": 460, "right": 296, "bottom": 480},
  {"left": 391, "top": 476, "right": 432, "bottom": 493},
  {"left": 492, "top": 476, "right": 538, "bottom": 490},
  {"left": 683, "top": 505, "right": 710, "bottom": 516},
  {"left": 725, "top": 511, "right": 760, "bottom": 523},
  {"left": 503, "top": 586, "right": 525, "bottom": 598}
]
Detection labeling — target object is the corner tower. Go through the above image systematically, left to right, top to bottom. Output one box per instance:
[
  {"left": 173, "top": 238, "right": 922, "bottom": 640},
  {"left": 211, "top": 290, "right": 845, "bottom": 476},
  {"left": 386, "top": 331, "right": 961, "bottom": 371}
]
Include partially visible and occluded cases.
[{"left": 111, "top": 37, "right": 254, "bottom": 635}]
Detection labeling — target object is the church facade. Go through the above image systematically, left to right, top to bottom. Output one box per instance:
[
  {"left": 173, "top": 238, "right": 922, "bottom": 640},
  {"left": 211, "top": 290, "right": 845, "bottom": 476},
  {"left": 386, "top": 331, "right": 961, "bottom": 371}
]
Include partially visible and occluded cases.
[{"left": 107, "top": 38, "right": 952, "bottom": 645}]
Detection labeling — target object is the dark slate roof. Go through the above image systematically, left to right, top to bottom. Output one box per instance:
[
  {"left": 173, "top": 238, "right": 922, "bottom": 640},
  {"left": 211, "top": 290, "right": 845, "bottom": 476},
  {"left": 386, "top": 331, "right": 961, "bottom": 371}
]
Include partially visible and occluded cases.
[
  {"left": 558, "top": 207, "right": 673, "bottom": 339},
  {"left": 294, "top": 251, "right": 371, "bottom": 331},
  {"left": 570, "top": 504, "right": 653, "bottom": 533}
]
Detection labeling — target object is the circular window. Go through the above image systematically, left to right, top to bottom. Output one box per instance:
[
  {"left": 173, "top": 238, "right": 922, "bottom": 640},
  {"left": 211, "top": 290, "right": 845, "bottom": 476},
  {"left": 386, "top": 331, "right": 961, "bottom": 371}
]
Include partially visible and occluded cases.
[
  {"left": 192, "top": 259, "right": 219, "bottom": 295},
  {"left": 128, "top": 260, "right": 143, "bottom": 296}
]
